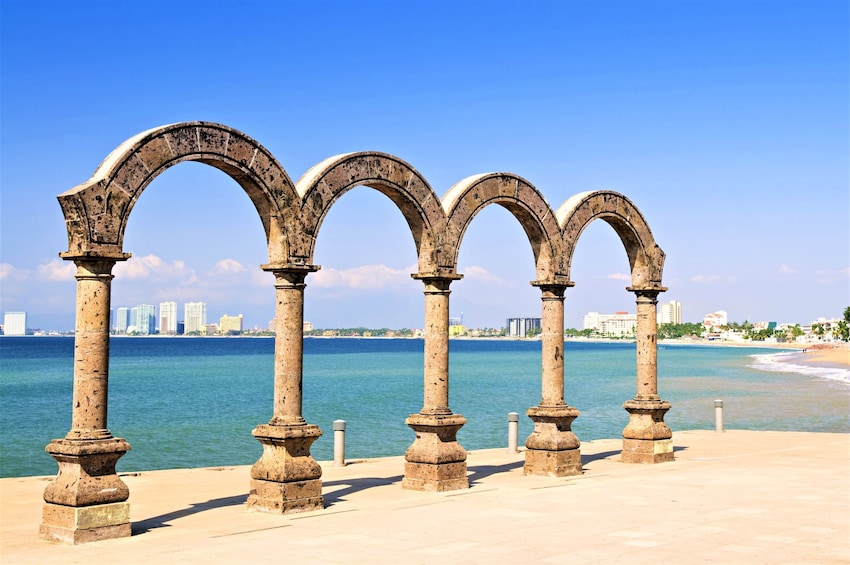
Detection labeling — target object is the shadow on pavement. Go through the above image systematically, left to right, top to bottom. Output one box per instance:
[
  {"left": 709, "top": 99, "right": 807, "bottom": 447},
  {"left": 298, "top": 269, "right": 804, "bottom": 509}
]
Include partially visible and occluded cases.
[
  {"left": 322, "top": 475, "right": 403, "bottom": 507},
  {"left": 132, "top": 494, "right": 247, "bottom": 534}
]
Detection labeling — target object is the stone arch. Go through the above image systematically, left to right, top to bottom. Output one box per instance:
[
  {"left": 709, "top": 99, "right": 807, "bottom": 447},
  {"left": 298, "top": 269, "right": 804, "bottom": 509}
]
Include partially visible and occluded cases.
[
  {"left": 56, "top": 121, "right": 297, "bottom": 263},
  {"left": 295, "top": 152, "right": 445, "bottom": 273},
  {"left": 442, "top": 173, "right": 563, "bottom": 281},
  {"left": 557, "top": 190, "right": 665, "bottom": 289}
]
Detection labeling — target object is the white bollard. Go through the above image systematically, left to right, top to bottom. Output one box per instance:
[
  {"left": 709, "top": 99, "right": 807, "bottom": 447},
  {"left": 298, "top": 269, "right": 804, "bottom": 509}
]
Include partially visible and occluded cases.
[
  {"left": 715, "top": 400, "right": 724, "bottom": 433},
  {"left": 507, "top": 412, "right": 519, "bottom": 453},
  {"left": 333, "top": 419, "right": 346, "bottom": 466}
]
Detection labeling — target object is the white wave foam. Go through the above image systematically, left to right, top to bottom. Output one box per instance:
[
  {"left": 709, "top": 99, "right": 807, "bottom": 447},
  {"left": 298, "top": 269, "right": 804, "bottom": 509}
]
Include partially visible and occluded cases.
[{"left": 748, "top": 352, "right": 850, "bottom": 385}]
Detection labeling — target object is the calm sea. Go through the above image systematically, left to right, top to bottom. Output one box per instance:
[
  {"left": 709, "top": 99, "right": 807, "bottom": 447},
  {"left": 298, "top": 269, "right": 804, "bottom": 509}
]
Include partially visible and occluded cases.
[{"left": 0, "top": 337, "right": 847, "bottom": 478}]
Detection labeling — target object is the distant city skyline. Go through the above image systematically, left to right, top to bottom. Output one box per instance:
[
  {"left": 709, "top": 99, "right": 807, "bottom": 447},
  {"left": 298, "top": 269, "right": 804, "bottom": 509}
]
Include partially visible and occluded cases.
[
  {"left": 1, "top": 1, "right": 847, "bottom": 332},
  {"left": 5, "top": 298, "right": 845, "bottom": 336}
]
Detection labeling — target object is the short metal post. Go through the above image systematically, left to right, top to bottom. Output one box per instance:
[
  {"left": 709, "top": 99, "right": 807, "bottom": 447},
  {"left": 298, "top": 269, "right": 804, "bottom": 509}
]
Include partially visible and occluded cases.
[
  {"left": 714, "top": 400, "right": 724, "bottom": 433},
  {"left": 507, "top": 412, "right": 519, "bottom": 453},
  {"left": 333, "top": 419, "right": 346, "bottom": 466}
]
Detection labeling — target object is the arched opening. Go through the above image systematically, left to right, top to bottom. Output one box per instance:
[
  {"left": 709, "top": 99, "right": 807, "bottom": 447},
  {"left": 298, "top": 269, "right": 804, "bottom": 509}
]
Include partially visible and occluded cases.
[
  {"left": 110, "top": 162, "right": 273, "bottom": 472},
  {"left": 304, "top": 186, "right": 422, "bottom": 461},
  {"left": 451, "top": 204, "right": 540, "bottom": 447},
  {"left": 565, "top": 220, "right": 641, "bottom": 440}
]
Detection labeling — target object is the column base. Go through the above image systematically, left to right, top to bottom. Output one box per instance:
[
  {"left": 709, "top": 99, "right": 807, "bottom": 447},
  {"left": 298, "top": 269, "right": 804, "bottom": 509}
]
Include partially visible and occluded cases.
[
  {"left": 622, "top": 399, "right": 673, "bottom": 464},
  {"left": 524, "top": 405, "right": 582, "bottom": 477},
  {"left": 402, "top": 413, "right": 468, "bottom": 492},
  {"left": 248, "top": 423, "right": 324, "bottom": 514},
  {"left": 41, "top": 436, "right": 132, "bottom": 544},
  {"left": 42, "top": 437, "right": 131, "bottom": 506},
  {"left": 621, "top": 438, "right": 674, "bottom": 463},
  {"left": 524, "top": 449, "right": 582, "bottom": 477},
  {"left": 402, "top": 461, "right": 469, "bottom": 492},
  {"left": 247, "top": 478, "right": 323, "bottom": 514},
  {"left": 39, "top": 502, "right": 130, "bottom": 544}
]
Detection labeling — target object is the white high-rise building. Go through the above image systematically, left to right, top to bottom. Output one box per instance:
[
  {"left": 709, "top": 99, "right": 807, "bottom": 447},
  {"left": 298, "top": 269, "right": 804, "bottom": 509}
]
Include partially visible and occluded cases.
[
  {"left": 159, "top": 301, "right": 178, "bottom": 335},
  {"left": 658, "top": 301, "right": 682, "bottom": 325},
  {"left": 184, "top": 302, "right": 207, "bottom": 334},
  {"left": 131, "top": 305, "right": 156, "bottom": 335},
  {"left": 115, "top": 307, "right": 130, "bottom": 333},
  {"left": 3, "top": 312, "right": 27, "bottom": 335}
]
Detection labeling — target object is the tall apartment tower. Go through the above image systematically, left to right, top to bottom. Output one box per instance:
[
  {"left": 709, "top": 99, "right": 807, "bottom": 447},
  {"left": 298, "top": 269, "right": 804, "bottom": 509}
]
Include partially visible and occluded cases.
[
  {"left": 159, "top": 301, "right": 178, "bottom": 335},
  {"left": 658, "top": 301, "right": 682, "bottom": 325},
  {"left": 184, "top": 302, "right": 207, "bottom": 334},
  {"left": 132, "top": 305, "right": 156, "bottom": 335},
  {"left": 128, "top": 306, "right": 139, "bottom": 334},
  {"left": 115, "top": 307, "right": 130, "bottom": 333},
  {"left": 3, "top": 312, "right": 27, "bottom": 335},
  {"left": 506, "top": 317, "right": 541, "bottom": 337}
]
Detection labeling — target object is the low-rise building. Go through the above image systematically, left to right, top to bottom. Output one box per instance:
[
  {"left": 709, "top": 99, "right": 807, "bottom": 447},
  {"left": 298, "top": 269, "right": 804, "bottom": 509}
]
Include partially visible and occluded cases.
[
  {"left": 583, "top": 311, "right": 636, "bottom": 337},
  {"left": 219, "top": 314, "right": 243, "bottom": 335}
]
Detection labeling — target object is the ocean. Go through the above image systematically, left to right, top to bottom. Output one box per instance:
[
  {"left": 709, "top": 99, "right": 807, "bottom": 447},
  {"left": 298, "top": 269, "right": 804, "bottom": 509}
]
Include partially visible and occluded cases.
[{"left": 0, "top": 337, "right": 847, "bottom": 478}]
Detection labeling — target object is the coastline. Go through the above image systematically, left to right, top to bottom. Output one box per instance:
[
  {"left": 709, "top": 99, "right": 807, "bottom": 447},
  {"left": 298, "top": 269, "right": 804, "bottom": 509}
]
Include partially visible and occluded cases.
[{"left": 658, "top": 338, "right": 850, "bottom": 369}]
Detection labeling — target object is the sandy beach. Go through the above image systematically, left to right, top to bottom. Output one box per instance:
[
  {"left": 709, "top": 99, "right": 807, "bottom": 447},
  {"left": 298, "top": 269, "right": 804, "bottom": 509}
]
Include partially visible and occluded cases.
[
  {"left": 658, "top": 339, "right": 850, "bottom": 369},
  {"left": 798, "top": 344, "right": 850, "bottom": 368}
]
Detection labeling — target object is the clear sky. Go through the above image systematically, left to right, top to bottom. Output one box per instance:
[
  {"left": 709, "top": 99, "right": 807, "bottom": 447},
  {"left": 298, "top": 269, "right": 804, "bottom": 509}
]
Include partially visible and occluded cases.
[{"left": 1, "top": 0, "right": 848, "bottom": 332}]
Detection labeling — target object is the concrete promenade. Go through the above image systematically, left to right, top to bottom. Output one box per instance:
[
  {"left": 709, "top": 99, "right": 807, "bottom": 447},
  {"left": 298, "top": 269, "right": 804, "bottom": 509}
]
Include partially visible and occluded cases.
[{"left": 2, "top": 430, "right": 848, "bottom": 564}]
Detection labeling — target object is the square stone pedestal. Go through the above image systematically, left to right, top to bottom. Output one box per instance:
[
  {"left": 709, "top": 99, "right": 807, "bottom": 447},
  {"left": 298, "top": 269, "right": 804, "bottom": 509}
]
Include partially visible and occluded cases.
[
  {"left": 621, "top": 398, "right": 674, "bottom": 464},
  {"left": 523, "top": 405, "right": 582, "bottom": 477},
  {"left": 402, "top": 413, "right": 468, "bottom": 492},
  {"left": 248, "top": 423, "right": 324, "bottom": 514},
  {"left": 621, "top": 438, "right": 674, "bottom": 463},
  {"left": 524, "top": 448, "right": 582, "bottom": 477},
  {"left": 403, "top": 461, "right": 468, "bottom": 492},
  {"left": 248, "top": 478, "right": 323, "bottom": 514},
  {"left": 39, "top": 502, "right": 130, "bottom": 544}
]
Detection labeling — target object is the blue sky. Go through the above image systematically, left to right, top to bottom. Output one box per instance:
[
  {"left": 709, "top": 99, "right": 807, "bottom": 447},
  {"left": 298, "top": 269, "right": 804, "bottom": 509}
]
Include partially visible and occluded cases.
[{"left": 1, "top": 0, "right": 847, "bottom": 332}]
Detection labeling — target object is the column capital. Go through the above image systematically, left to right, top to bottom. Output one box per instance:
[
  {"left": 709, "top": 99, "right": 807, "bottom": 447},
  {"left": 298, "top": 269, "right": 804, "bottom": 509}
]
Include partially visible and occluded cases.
[
  {"left": 60, "top": 250, "right": 132, "bottom": 262},
  {"left": 60, "top": 252, "right": 131, "bottom": 279},
  {"left": 262, "top": 263, "right": 321, "bottom": 287},
  {"left": 411, "top": 272, "right": 462, "bottom": 293},
  {"left": 531, "top": 277, "right": 574, "bottom": 288},
  {"left": 531, "top": 279, "right": 575, "bottom": 299},
  {"left": 627, "top": 286, "right": 667, "bottom": 302}
]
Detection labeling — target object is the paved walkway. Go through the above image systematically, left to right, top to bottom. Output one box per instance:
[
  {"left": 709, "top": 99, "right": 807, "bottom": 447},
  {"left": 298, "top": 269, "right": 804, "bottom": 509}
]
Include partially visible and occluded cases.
[{"left": 2, "top": 430, "right": 848, "bottom": 564}]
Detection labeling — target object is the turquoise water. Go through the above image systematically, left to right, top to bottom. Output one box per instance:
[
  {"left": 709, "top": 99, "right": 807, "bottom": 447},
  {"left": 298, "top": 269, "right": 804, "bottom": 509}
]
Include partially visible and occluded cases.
[{"left": 0, "top": 337, "right": 847, "bottom": 478}]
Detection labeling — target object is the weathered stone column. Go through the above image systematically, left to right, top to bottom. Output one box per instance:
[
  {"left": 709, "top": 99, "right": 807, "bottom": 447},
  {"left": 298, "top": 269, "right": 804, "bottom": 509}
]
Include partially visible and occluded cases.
[
  {"left": 41, "top": 253, "right": 133, "bottom": 544},
  {"left": 248, "top": 265, "right": 324, "bottom": 514},
  {"left": 403, "top": 274, "right": 468, "bottom": 491},
  {"left": 524, "top": 281, "right": 582, "bottom": 477},
  {"left": 622, "top": 287, "right": 673, "bottom": 463}
]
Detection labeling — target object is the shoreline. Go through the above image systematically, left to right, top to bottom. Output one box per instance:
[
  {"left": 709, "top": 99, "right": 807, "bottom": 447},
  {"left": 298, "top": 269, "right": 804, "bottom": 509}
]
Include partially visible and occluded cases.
[{"left": 658, "top": 338, "right": 850, "bottom": 369}]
